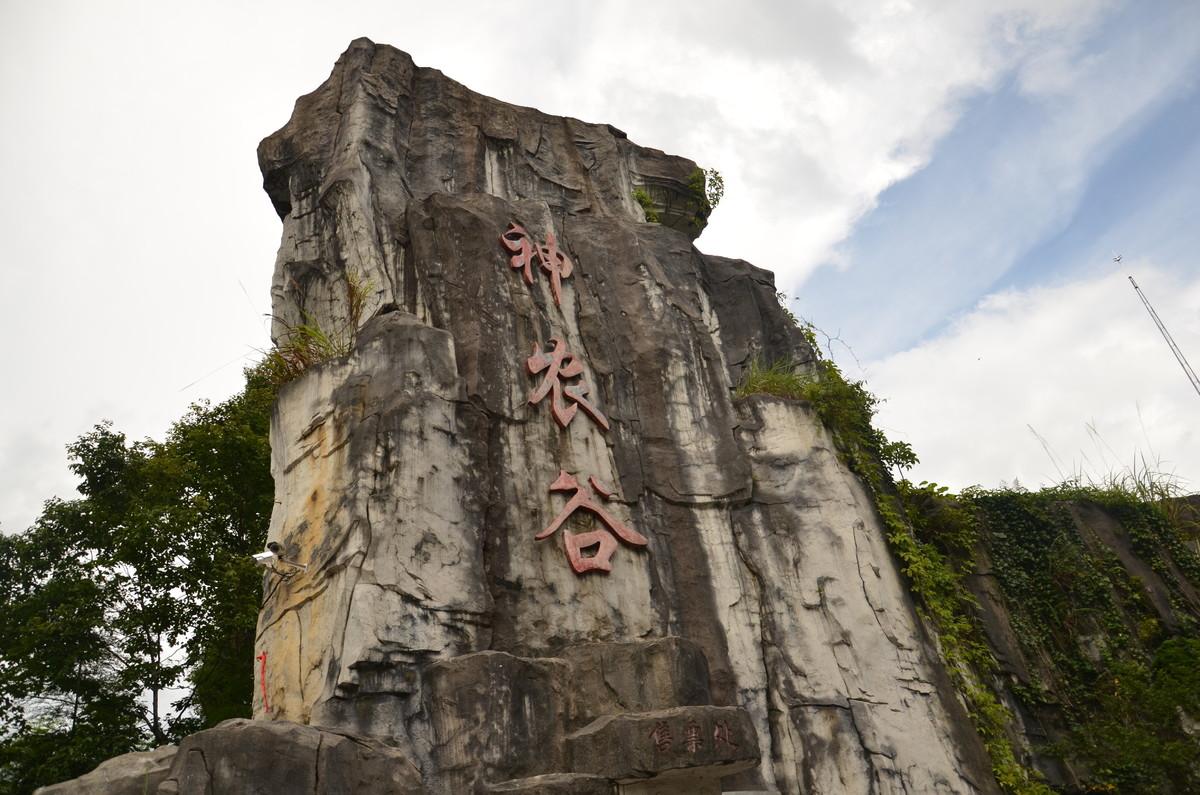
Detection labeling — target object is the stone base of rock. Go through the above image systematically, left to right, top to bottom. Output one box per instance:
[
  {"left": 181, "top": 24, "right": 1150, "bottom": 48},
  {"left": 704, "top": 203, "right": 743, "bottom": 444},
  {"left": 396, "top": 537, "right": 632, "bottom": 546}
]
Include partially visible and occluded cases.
[
  {"left": 39, "top": 638, "right": 760, "bottom": 795},
  {"left": 421, "top": 638, "right": 759, "bottom": 793},
  {"left": 567, "top": 706, "right": 758, "bottom": 781},
  {"left": 155, "top": 719, "right": 424, "bottom": 795},
  {"left": 33, "top": 745, "right": 176, "bottom": 795},
  {"left": 488, "top": 773, "right": 615, "bottom": 794}
]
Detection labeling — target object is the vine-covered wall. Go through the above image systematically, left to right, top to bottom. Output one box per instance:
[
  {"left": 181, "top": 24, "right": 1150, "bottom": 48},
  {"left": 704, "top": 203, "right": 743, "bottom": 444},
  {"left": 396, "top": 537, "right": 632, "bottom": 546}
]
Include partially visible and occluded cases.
[{"left": 959, "top": 490, "right": 1200, "bottom": 793}]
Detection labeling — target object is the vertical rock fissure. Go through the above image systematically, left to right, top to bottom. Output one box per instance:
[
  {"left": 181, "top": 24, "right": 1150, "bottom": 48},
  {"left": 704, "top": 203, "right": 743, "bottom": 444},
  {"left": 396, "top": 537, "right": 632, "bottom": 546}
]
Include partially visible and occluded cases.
[
  {"left": 729, "top": 504, "right": 787, "bottom": 793},
  {"left": 850, "top": 518, "right": 907, "bottom": 653},
  {"left": 312, "top": 734, "right": 323, "bottom": 794}
]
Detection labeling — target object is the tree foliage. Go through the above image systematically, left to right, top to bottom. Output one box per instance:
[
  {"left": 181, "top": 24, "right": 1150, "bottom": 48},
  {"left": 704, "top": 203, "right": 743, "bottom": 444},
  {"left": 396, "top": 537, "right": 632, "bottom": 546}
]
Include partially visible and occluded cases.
[{"left": 0, "top": 364, "right": 275, "bottom": 792}]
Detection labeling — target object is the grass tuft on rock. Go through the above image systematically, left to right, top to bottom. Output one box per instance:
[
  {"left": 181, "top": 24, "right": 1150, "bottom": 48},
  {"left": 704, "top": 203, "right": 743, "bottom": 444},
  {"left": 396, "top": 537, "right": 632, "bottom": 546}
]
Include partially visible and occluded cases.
[
  {"left": 632, "top": 187, "right": 660, "bottom": 223},
  {"left": 263, "top": 270, "right": 373, "bottom": 386},
  {"left": 734, "top": 357, "right": 808, "bottom": 400}
]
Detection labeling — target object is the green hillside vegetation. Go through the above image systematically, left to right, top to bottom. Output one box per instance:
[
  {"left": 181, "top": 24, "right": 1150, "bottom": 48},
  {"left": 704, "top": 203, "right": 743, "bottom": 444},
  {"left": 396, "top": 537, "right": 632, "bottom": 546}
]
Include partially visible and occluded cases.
[{"left": 737, "top": 311, "right": 1200, "bottom": 794}]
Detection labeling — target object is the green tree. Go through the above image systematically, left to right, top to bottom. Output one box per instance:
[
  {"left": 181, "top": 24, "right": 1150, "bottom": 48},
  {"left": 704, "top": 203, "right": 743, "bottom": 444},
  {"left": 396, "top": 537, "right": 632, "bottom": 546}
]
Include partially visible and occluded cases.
[
  {"left": 159, "top": 363, "right": 275, "bottom": 727},
  {"left": 0, "top": 364, "right": 275, "bottom": 792},
  {"left": 0, "top": 525, "right": 144, "bottom": 793}
]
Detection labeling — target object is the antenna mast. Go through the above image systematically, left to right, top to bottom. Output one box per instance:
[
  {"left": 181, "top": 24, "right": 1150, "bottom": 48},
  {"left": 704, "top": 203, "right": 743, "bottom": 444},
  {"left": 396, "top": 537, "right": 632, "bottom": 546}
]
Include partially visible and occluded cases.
[{"left": 1128, "top": 275, "right": 1200, "bottom": 399}]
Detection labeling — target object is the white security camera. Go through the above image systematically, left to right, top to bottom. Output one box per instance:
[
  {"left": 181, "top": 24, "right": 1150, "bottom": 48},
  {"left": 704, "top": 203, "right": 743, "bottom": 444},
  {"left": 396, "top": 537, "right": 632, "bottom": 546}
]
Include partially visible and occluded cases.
[{"left": 251, "top": 542, "right": 307, "bottom": 574}]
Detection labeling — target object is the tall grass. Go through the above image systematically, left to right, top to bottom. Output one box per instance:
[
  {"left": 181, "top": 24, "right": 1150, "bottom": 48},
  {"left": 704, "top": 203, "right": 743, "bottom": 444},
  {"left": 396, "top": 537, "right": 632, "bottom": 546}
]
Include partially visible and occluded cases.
[
  {"left": 264, "top": 270, "right": 373, "bottom": 386},
  {"left": 734, "top": 357, "right": 808, "bottom": 400},
  {"left": 1029, "top": 424, "right": 1197, "bottom": 549}
]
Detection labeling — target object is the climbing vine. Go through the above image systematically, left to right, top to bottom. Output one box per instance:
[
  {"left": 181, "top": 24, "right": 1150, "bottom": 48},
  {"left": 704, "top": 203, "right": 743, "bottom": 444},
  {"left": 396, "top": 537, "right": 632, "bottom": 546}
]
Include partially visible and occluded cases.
[{"left": 964, "top": 487, "right": 1200, "bottom": 792}]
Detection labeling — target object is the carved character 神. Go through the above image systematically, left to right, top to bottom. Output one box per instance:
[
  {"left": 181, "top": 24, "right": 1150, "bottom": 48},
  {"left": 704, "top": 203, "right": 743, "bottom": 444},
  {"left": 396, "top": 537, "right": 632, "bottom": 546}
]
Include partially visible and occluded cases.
[
  {"left": 499, "top": 223, "right": 574, "bottom": 306},
  {"left": 536, "top": 230, "right": 573, "bottom": 306}
]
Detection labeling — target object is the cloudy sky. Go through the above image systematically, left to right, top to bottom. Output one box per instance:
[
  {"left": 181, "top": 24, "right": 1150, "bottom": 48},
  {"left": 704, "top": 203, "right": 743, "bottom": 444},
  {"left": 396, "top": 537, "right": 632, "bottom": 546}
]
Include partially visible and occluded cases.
[{"left": 2, "top": 1, "right": 1198, "bottom": 532}]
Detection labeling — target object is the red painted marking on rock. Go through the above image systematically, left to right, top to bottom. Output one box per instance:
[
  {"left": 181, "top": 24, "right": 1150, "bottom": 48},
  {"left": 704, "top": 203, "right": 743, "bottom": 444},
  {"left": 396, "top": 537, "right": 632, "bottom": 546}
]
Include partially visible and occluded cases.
[
  {"left": 500, "top": 223, "right": 537, "bottom": 286},
  {"left": 256, "top": 651, "right": 269, "bottom": 711},
  {"left": 713, "top": 719, "right": 739, "bottom": 750},
  {"left": 650, "top": 720, "right": 673, "bottom": 752}
]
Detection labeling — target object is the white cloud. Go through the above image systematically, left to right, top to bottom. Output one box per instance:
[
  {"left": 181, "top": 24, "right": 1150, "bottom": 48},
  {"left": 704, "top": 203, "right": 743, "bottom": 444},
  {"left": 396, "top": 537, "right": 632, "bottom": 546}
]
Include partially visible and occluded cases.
[
  {"left": 531, "top": 0, "right": 1116, "bottom": 285},
  {"left": 0, "top": 1, "right": 1186, "bottom": 531},
  {"left": 796, "top": 1, "right": 1200, "bottom": 361},
  {"left": 867, "top": 264, "right": 1200, "bottom": 491}
]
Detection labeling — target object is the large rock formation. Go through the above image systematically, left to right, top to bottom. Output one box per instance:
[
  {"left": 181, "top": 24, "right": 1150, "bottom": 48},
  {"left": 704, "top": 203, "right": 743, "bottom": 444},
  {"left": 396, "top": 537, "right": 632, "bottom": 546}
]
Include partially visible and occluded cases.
[
  {"left": 31, "top": 38, "right": 1006, "bottom": 795},
  {"left": 37, "top": 38, "right": 1200, "bottom": 795},
  {"left": 243, "top": 38, "right": 997, "bottom": 794},
  {"left": 34, "top": 746, "right": 176, "bottom": 795}
]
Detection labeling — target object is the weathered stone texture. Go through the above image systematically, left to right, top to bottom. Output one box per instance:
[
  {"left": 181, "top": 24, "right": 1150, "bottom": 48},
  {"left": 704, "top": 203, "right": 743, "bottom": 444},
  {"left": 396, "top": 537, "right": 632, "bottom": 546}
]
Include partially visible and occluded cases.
[
  {"left": 250, "top": 37, "right": 999, "bottom": 793},
  {"left": 254, "top": 310, "right": 493, "bottom": 767},
  {"left": 725, "top": 397, "right": 995, "bottom": 793},
  {"left": 561, "top": 638, "right": 712, "bottom": 725},
  {"left": 423, "top": 651, "right": 572, "bottom": 793},
  {"left": 567, "top": 705, "right": 759, "bottom": 781},
  {"left": 154, "top": 719, "right": 422, "bottom": 794},
  {"left": 33, "top": 745, "right": 176, "bottom": 795},
  {"left": 488, "top": 774, "right": 613, "bottom": 795}
]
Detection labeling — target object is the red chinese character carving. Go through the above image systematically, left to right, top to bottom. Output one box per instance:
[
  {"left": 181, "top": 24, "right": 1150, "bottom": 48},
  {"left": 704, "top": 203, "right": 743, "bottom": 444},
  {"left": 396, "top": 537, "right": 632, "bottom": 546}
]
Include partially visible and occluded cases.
[
  {"left": 498, "top": 223, "right": 574, "bottom": 306},
  {"left": 500, "top": 223, "right": 537, "bottom": 286},
  {"left": 537, "top": 230, "right": 573, "bottom": 306},
  {"left": 527, "top": 338, "right": 610, "bottom": 431},
  {"left": 537, "top": 471, "right": 648, "bottom": 574},
  {"left": 562, "top": 529, "right": 619, "bottom": 575},
  {"left": 649, "top": 720, "right": 673, "bottom": 752},
  {"left": 685, "top": 720, "right": 703, "bottom": 753},
  {"left": 713, "top": 720, "right": 738, "bottom": 750}
]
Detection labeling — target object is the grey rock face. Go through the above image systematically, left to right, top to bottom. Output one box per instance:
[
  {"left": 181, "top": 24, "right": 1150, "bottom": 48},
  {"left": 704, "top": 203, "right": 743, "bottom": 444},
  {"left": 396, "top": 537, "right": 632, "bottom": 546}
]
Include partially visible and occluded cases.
[
  {"left": 249, "top": 38, "right": 997, "bottom": 794},
  {"left": 729, "top": 398, "right": 994, "bottom": 793},
  {"left": 417, "top": 638, "right": 729, "bottom": 793},
  {"left": 562, "top": 638, "right": 712, "bottom": 722},
  {"left": 424, "top": 651, "right": 572, "bottom": 792},
  {"left": 567, "top": 705, "right": 759, "bottom": 781},
  {"left": 154, "top": 719, "right": 422, "bottom": 795},
  {"left": 33, "top": 746, "right": 176, "bottom": 795},
  {"left": 487, "top": 774, "right": 613, "bottom": 795}
]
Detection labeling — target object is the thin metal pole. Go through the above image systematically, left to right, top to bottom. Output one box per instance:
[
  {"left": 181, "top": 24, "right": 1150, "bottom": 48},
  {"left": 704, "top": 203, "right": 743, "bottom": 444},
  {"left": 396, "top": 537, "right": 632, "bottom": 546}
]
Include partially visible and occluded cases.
[{"left": 1129, "top": 275, "right": 1200, "bottom": 399}]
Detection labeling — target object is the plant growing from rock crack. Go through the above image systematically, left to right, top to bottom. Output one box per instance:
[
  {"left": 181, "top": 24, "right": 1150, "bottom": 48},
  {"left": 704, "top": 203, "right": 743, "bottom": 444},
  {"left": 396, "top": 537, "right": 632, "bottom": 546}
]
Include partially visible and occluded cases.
[
  {"left": 686, "top": 167, "right": 724, "bottom": 213},
  {"left": 702, "top": 167, "right": 724, "bottom": 209},
  {"left": 631, "top": 187, "right": 660, "bottom": 223},
  {"left": 264, "top": 269, "right": 373, "bottom": 386},
  {"left": 734, "top": 357, "right": 807, "bottom": 400}
]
